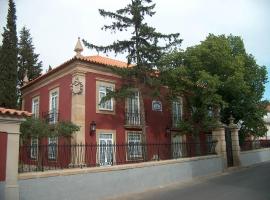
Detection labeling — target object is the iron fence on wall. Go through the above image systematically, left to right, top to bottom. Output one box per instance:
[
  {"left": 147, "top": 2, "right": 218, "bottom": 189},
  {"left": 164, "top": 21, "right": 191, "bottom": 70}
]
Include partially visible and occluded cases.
[
  {"left": 240, "top": 140, "right": 270, "bottom": 151},
  {"left": 19, "top": 141, "right": 217, "bottom": 173}
]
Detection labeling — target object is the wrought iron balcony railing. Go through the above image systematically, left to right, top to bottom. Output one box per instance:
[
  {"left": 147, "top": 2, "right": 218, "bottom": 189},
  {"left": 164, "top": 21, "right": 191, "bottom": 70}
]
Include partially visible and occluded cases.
[
  {"left": 42, "top": 110, "right": 59, "bottom": 124},
  {"left": 125, "top": 111, "right": 142, "bottom": 126}
]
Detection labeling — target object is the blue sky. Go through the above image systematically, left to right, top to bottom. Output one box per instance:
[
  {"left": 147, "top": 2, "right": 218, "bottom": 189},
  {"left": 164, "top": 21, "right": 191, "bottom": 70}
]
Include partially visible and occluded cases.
[{"left": 0, "top": 0, "right": 269, "bottom": 99}]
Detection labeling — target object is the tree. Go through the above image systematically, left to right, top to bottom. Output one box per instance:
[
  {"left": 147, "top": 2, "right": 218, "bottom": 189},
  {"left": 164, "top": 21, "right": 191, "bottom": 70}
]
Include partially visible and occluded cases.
[
  {"left": 0, "top": 0, "right": 18, "bottom": 108},
  {"left": 83, "top": 0, "right": 182, "bottom": 139},
  {"left": 18, "top": 26, "right": 42, "bottom": 88},
  {"left": 160, "top": 34, "right": 268, "bottom": 138},
  {"left": 159, "top": 50, "right": 224, "bottom": 135},
  {"left": 20, "top": 117, "right": 80, "bottom": 141},
  {"left": 20, "top": 117, "right": 80, "bottom": 170}
]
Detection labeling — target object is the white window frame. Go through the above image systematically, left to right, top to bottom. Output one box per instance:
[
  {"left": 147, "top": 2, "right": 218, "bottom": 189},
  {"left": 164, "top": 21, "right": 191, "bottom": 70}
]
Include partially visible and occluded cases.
[
  {"left": 98, "top": 85, "right": 114, "bottom": 111},
  {"left": 49, "top": 88, "right": 59, "bottom": 124},
  {"left": 31, "top": 96, "right": 40, "bottom": 118},
  {"left": 172, "top": 98, "right": 183, "bottom": 127},
  {"left": 96, "top": 131, "right": 116, "bottom": 166},
  {"left": 127, "top": 131, "right": 143, "bottom": 160},
  {"left": 171, "top": 134, "right": 184, "bottom": 158},
  {"left": 30, "top": 137, "right": 38, "bottom": 160},
  {"left": 48, "top": 137, "right": 58, "bottom": 160}
]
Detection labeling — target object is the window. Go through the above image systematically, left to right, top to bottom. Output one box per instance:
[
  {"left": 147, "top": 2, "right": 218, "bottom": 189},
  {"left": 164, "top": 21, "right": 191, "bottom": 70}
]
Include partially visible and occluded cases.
[
  {"left": 98, "top": 85, "right": 113, "bottom": 111},
  {"left": 49, "top": 88, "right": 59, "bottom": 124},
  {"left": 126, "top": 91, "right": 140, "bottom": 125},
  {"left": 31, "top": 97, "right": 39, "bottom": 118},
  {"left": 172, "top": 98, "right": 183, "bottom": 127},
  {"left": 127, "top": 132, "right": 142, "bottom": 159},
  {"left": 98, "top": 133, "right": 114, "bottom": 166},
  {"left": 171, "top": 134, "right": 185, "bottom": 158},
  {"left": 30, "top": 137, "right": 38, "bottom": 159},
  {"left": 48, "top": 137, "right": 57, "bottom": 160}
]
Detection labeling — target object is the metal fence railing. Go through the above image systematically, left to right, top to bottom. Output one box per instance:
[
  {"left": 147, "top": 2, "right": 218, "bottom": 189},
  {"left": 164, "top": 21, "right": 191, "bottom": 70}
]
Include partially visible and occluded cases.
[
  {"left": 240, "top": 140, "right": 270, "bottom": 151},
  {"left": 19, "top": 141, "right": 217, "bottom": 173}
]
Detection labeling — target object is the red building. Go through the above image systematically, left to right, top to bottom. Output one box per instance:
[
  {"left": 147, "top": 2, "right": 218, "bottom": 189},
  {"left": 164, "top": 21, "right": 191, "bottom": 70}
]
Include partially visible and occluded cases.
[{"left": 21, "top": 39, "right": 211, "bottom": 168}]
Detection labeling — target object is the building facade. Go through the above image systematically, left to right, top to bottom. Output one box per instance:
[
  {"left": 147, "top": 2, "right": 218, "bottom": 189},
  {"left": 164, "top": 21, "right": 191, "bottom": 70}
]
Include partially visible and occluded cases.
[{"left": 21, "top": 39, "right": 209, "bottom": 167}]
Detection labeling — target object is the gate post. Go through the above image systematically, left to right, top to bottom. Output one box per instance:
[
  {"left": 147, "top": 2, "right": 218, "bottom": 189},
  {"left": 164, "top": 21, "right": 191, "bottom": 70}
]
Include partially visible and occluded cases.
[
  {"left": 0, "top": 108, "right": 31, "bottom": 200},
  {"left": 229, "top": 115, "right": 241, "bottom": 166},
  {"left": 212, "top": 123, "right": 227, "bottom": 170}
]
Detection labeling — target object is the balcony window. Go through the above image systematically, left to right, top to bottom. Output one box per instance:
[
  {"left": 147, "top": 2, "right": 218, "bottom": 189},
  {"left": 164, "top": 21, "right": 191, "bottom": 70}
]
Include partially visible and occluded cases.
[
  {"left": 49, "top": 88, "right": 59, "bottom": 124},
  {"left": 126, "top": 91, "right": 141, "bottom": 126},
  {"left": 31, "top": 96, "right": 39, "bottom": 118},
  {"left": 172, "top": 98, "right": 182, "bottom": 127}
]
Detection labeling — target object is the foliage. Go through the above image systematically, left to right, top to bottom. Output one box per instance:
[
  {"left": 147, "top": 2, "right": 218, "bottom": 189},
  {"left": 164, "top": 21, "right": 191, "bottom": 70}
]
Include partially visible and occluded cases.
[
  {"left": 0, "top": 0, "right": 18, "bottom": 108},
  {"left": 83, "top": 0, "right": 182, "bottom": 91},
  {"left": 83, "top": 0, "right": 182, "bottom": 140},
  {"left": 18, "top": 26, "right": 42, "bottom": 87},
  {"left": 160, "top": 34, "right": 268, "bottom": 137},
  {"left": 20, "top": 117, "right": 80, "bottom": 140},
  {"left": 53, "top": 121, "right": 80, "bottom": 138}
]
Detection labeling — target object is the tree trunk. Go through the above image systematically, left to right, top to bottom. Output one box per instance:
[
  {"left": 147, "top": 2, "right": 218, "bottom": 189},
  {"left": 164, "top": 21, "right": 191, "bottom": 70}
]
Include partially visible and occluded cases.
[{"left": 138, "top": 89, "right": 147, "bottom": 159}]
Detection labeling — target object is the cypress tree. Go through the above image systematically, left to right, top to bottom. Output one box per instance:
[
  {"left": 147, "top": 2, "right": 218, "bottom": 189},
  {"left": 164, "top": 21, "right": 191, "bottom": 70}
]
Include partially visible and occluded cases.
[
  {"left": 0, "top": 0, "right": 18, "bottom": 108},
  {"left": 18, "top": 26, "right": 42, "bottom": 88}
]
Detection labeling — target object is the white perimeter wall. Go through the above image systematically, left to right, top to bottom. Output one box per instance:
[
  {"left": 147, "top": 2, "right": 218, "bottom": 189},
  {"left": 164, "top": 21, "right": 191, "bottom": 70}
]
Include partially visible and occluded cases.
[
  {"left": 240, "top": 148, "right": 270, "bottom": 167},
  {"left": 19, "top": 155, "right": 223, "bottom": 200}
]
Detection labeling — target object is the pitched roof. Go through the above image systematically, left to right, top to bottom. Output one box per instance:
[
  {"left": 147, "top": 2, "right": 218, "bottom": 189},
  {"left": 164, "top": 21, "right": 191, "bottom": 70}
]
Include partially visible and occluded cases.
[
  {"left": 21, "top": 55, "right": 132, "bottom": 90},
  {"left": 85, "top": 55, "right": 131, "bottom": 68},
  {"left": 0, "top": 107, "right": 32, "bottom": 117}
]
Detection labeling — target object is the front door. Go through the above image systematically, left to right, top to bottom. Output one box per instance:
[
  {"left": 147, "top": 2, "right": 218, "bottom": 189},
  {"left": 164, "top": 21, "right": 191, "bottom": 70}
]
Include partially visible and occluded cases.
[
  {"left": 99, "top": 134, "right": 113, "bottom": 166},
  {"left": 171, "top": 134, "right": 184, "bottom": 158}
]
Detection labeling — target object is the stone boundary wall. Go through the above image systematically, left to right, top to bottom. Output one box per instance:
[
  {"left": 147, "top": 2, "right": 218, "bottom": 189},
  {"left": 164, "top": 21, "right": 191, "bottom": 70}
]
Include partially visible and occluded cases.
[
  {"left": 240, "top": 148, "right": 270, "bottom": 167},
  {"left": 19, "top": 155, "right": 223, "bottom": 200}
]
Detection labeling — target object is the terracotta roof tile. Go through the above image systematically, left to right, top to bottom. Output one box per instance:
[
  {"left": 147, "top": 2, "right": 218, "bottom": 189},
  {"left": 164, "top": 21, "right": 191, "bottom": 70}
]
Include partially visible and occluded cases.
[
  {"left": 21, "top": 55, "right": 133, "bottom": 90},
  {"left": 84, "top": 55, "right": 132, "bottom": 68},
  {"left": 0, "top": 107, "right": 32, "bottom": 117}
]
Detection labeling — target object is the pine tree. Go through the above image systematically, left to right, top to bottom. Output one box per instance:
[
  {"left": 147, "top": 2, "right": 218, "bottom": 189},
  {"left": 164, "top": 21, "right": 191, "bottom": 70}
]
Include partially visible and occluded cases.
[
  {"left": 0, "top": 0, "right": 18, "bottom": 108},
  {"left": 83, "top": 0, "right": 182, "bottom": 140},
  {"left": 83, "top": 0, "right": 181, "bottom": 74},
  {"left": 18, "top": 26, "right": 42, "bottom": 87}
]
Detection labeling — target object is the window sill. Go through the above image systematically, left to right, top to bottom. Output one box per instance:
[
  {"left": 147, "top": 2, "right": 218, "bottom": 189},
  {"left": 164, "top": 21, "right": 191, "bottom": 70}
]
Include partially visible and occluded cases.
[{"left": 96, "top": 109, "right": 115, "bottom": 115}]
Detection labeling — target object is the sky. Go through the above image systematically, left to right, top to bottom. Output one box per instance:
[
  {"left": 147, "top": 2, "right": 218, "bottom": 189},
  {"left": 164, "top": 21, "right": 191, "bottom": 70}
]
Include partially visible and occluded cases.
[{"left": 0, "top": 0, "right": 269, "bottom": 99}]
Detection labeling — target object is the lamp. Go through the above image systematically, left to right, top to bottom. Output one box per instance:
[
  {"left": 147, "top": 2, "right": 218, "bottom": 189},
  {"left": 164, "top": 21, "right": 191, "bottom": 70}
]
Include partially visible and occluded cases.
[
  {"left": 90, "top": 121, "right": 96, "bottom": 135},
  {"left": 165, "top": 126, "right": 171, "bottom": 136}
]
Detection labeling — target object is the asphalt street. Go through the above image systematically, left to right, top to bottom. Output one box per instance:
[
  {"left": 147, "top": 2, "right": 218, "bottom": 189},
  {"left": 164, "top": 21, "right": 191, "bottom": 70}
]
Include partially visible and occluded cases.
[{"left": 108, "top": 162, "right": 270, "bottom": 200}]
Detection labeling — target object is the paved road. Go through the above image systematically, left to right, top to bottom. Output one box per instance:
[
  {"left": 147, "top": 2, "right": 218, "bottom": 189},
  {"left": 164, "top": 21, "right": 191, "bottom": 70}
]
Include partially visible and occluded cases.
[{"left": 109, "top": 162, "right": 270, "bottom": 200}]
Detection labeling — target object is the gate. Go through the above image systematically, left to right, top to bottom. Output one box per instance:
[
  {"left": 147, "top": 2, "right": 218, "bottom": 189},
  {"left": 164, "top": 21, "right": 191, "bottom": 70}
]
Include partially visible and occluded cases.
[{"left": 225, "top": 127, "right": 234, "bottom": 167}]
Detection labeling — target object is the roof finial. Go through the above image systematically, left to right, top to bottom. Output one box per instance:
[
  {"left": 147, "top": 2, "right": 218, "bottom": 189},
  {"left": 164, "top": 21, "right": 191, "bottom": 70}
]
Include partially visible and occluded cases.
[
  {"left": 74, "top": 37, "right": 84, "bottom": 58},
  {"left": 23, "top": 70, "right": 29, "bottom": 86}
]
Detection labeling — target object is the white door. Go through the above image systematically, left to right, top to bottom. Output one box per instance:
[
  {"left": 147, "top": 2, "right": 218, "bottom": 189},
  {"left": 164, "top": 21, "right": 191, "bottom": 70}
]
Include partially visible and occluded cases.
[
  {"left": 99, "top": 134, "right": 113, "bottom": 166},
  {"left": 172, "top": 134, "right": 183, "bottom": 158}
]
